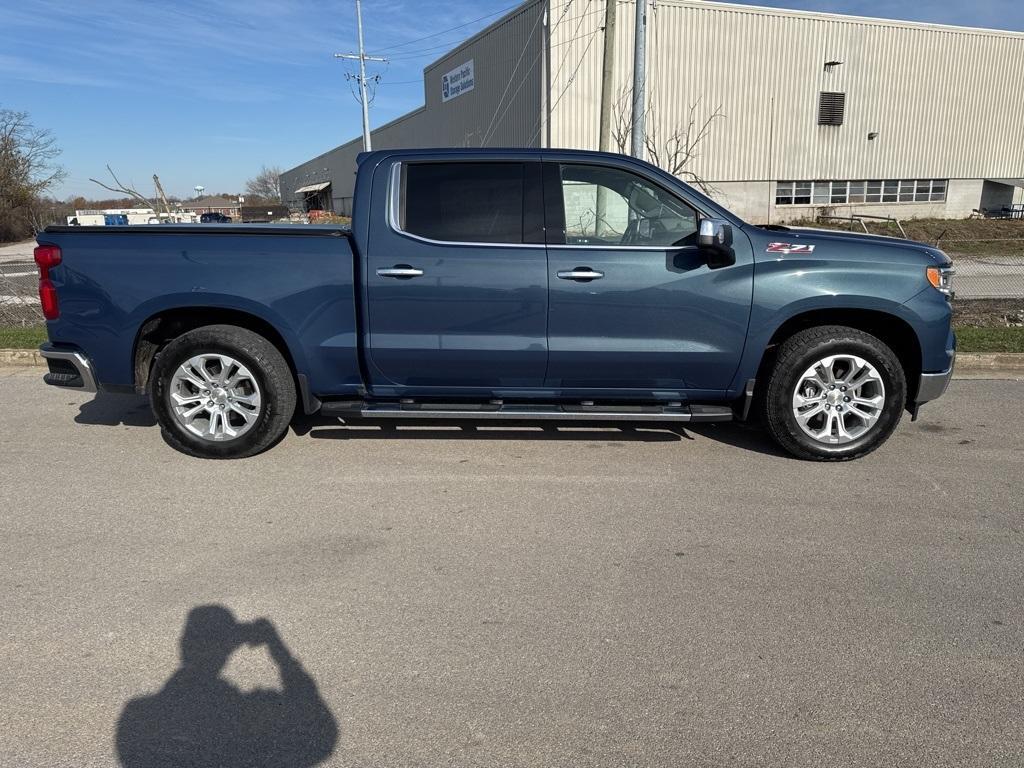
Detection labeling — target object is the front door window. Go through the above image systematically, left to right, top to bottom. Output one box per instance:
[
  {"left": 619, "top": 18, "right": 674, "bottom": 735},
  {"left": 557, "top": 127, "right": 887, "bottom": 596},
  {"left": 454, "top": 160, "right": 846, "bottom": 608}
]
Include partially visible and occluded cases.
[{"left": 558, "top": 164, "right": 699, "bottom": 248}]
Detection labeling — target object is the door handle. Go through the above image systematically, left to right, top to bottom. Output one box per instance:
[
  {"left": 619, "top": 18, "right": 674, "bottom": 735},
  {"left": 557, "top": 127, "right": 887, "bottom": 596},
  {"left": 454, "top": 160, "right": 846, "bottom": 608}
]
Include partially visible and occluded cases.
[
  {"left": 377, "top": 265, "right": 424, "bottom": 278},
  {"left": 556, "top": 268, "right": 604, "bottom": 281}
]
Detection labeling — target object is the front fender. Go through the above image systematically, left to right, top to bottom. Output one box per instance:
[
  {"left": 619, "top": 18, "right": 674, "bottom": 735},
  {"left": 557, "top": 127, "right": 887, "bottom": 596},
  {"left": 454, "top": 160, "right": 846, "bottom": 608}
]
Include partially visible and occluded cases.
[{"left": 729, "top": 255, "right": 932, "bottom": 395}]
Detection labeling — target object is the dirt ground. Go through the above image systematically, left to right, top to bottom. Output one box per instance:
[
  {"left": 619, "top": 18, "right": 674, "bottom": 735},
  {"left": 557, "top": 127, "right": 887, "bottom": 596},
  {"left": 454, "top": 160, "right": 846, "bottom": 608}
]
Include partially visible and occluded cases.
[
  {"left": 795, "top": 218, "right": 1024, "bottom": 260},
  {"left": 953, "top": 299, "right": 1024, "bottom": 327}
]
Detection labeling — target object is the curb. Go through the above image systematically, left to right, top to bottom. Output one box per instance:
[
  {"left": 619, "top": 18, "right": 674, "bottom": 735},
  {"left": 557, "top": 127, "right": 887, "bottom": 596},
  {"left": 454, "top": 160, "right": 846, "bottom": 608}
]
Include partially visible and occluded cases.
[
  {"left": 0, "top": 348, "right": 44, "bottom": 366},
  {"left": 2, "top": 348, "right": 1023, "bottom": 376},
  {"left": 956, "top": 353, "right": 1024, "bottom": 372}
]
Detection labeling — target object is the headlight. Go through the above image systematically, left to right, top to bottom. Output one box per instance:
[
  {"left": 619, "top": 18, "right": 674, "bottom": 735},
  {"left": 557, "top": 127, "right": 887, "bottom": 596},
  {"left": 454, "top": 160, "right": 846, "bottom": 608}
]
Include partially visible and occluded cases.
[{"left": 926, "top": 266, "right": 954, "bottom": 297}]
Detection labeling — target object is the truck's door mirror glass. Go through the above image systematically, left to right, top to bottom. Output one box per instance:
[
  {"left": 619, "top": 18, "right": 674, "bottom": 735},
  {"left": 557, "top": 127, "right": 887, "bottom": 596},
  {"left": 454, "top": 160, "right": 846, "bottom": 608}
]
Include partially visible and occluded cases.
[
  {"left": 396, "top": 162, "right": 525, "bottom": 244},
  {"left": 556, "top": 163, "right": 698, "bottom": 248}
]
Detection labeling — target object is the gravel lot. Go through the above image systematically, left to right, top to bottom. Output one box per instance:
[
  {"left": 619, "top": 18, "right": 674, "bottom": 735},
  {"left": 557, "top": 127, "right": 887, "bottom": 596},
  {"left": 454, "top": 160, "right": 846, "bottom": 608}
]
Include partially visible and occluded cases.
[
  {"left": 0, "top": 239, "right": 35, "bottom": 264},
  {"left": 1, "top": 369, "right": 1022, "bottom": 767}
]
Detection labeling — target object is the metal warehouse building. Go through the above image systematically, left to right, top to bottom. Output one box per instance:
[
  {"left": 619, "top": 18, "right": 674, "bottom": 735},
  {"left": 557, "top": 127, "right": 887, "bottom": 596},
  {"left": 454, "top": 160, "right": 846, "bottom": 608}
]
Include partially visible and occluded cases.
[{"left": 281, "top": 0, "right": 1024, "bottom": 223}]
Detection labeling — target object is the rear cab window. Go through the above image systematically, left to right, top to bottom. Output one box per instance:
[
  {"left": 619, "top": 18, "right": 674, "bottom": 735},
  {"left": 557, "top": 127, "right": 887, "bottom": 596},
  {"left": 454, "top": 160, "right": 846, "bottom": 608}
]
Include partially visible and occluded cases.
[{"left": 394, "top": 162, "right": 528, "bottom": 244}]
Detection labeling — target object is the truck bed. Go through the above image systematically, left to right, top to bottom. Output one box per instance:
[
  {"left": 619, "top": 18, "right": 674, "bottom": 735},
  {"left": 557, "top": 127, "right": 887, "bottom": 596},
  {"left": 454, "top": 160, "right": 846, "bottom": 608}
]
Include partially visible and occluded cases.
[{"left": 39, "top": 225, "right": 363, "bottom": 397}]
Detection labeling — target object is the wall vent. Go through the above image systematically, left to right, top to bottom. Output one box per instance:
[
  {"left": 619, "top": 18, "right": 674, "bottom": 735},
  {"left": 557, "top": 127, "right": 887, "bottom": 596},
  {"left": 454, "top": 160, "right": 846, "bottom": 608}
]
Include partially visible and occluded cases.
[{"left": 818, "top": 92, "right": 846, "bottom": 126}]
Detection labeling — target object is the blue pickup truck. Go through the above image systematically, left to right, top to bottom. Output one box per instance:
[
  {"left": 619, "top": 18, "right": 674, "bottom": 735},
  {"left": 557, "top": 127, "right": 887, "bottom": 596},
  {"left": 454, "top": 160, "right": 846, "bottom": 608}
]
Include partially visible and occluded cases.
[{"left": 34, "top": 148, "right": 955, "bottom": 460}]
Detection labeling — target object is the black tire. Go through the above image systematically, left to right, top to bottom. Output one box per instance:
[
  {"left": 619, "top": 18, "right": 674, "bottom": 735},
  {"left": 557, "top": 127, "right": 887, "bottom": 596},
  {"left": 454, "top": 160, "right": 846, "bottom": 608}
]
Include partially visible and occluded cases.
[
  {"left": 149, "top": 324, "right": 296, "bottom": 459},
  {"left": 763, "top": 325, "right": 906, "bottom": 461}
]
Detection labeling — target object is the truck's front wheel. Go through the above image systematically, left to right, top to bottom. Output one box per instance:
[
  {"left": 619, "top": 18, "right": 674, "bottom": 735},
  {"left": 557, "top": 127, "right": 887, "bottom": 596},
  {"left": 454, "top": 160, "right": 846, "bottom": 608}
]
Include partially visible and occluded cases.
[
  {"left": 149, "top": 325, "right": 296, "bottom": 459},
  {"left": 763, "top": 325, "right": 907, "bottom": 461}
]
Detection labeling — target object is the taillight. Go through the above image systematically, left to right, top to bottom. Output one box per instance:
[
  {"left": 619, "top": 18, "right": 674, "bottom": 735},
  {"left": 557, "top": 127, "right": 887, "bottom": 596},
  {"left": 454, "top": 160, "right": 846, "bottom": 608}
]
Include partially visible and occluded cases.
[{"left": 34, "top": 244, "right": 62, "bottom": 320}]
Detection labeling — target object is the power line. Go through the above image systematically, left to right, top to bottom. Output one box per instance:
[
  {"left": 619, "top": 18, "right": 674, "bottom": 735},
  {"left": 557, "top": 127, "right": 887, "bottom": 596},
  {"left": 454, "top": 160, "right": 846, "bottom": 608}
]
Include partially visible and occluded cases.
[
  {"left": 335, "top": 0, "right": 387, "bottom": 151},
  {"left": 482, "top": 0, "right": 588, "bottom": 146},
  {"left": 547, "top": 0, "right": 594, "bottom": 88},
  {"left": 374, "top": 2, "right": 523, "bottom": 52},
  {"left": 480, "top": 2, "right": 550, "bottom": 145},
  {"left": 385, "top": 4, "right": 606, "bottom": 61},
  {"left": 530, "top": 27, "right": 602, "bottom": 145},
  {"left": 483, "top": 49, "right": 545, "bottom": 145}
]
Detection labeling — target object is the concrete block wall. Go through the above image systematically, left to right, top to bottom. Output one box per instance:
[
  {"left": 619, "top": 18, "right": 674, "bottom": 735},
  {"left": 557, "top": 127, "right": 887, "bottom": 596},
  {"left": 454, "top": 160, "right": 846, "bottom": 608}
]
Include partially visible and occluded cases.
[{"left": 704, "top": 179, "right": 991, "bottom": 224}]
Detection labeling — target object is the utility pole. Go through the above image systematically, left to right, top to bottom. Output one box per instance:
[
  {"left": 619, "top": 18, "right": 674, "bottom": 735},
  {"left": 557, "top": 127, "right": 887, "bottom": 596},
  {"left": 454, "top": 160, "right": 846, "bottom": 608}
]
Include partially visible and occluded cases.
[
  {"left": 335, "top": 0, "right": 387, "bottom": 151},
  {"left": 596, "top": 0, "right": 618, "bottom": 235},
  {"left": 598, "top": 0, "right": 617, "bottom": 153},
  {"left": 630, "top": 0, "right": 648, "bottom": 159}
]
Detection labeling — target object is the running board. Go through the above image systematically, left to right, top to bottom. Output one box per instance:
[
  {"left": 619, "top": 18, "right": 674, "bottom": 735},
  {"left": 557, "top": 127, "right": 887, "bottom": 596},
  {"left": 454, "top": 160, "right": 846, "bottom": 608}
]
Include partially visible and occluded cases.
[{"left": 319, "top": 401, "right": 733, "bottom": 423}]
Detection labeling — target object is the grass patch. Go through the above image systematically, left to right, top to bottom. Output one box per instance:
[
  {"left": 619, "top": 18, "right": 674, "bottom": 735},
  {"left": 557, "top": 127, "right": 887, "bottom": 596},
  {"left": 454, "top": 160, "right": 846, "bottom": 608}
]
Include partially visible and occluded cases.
[
  {"left": 0, "top": 326, "right": 47, "bottom": 349},
  {"left": 956, "top": 326, "right": 1024, "bottom": 353}
]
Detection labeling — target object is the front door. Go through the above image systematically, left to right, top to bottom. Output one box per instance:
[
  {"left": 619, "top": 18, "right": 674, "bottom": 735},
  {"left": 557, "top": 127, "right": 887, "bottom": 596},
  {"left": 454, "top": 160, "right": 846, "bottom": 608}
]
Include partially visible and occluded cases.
[
  {"left": 365, "top": 159, "right": 548, "bottom": 389},
  {"left": 544, "top": 161, "right": 753, "bottom": 394}
]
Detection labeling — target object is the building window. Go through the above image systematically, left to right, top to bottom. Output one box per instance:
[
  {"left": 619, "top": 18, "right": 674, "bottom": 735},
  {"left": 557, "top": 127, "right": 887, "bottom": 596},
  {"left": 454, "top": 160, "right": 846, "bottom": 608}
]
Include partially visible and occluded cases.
[
  {"left": 817, "top": 92, "right": 846, "bottom": 125},
  {"left": 775, "top": 179, "right": 948, "bottom": 205}
]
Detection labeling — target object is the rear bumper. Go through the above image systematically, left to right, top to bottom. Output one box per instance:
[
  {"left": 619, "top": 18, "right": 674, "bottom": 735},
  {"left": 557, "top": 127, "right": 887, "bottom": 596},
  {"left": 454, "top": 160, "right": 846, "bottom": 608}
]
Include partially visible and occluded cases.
[
  {"left": 39, "top": 343, "right": 98, "bottom": 394},
  {"left": 915, "top": 351, "right": 955, "bottom": 404}
]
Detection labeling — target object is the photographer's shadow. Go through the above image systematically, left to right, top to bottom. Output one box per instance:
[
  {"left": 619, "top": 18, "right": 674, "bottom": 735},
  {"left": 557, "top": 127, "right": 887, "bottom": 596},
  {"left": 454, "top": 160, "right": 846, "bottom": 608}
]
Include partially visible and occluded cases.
[{"left": 116, "top": 605, "right": 338, "bottom": 768}]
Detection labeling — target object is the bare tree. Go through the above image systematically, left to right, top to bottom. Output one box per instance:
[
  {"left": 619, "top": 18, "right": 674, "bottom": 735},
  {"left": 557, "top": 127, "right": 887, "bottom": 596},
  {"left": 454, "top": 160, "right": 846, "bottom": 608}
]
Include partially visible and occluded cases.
[
  {"left": 611, "top": 87, "right": 724, "bottom": 194},
  {"left": 0, "top": 108, "right": 66, "bottom": 240},
  {"left": 89, "top": 165, "right": 158, "bottom": 211},
  {"left": 244, "top": 165, "right": 282, "bottom": 202}
]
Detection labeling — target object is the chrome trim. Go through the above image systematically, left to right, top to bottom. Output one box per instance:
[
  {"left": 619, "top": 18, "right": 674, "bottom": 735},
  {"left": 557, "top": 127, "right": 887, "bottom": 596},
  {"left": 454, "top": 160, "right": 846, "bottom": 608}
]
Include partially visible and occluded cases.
[
  {"left": 384, "top": 160, "right": 698, "bottom": 252},
  {"left": 386, "top": 161, "right": 542, "bottom": 250},
  {"left": 548, "top": 243, "right": 689, "bottom": 252},
  {"left": 376, "top": 267, "right": 424, "bottom": 278},
  {"left": 556, "top": 269, "right": 604, "bottom": 280},
  {"left": 39, "top": 346, "right": 98, "bottom": 393},
  {"left": 916, "top": 356, "right": 955, "bottom": 403},
  {"left": 326, "top": 405, "right": 698, "bottom": 422}
]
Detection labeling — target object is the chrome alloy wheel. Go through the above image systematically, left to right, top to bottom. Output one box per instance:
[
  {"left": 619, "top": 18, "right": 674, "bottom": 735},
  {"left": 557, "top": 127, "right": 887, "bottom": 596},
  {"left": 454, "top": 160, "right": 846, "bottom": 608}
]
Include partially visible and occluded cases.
[
  {"left": 168, "top": 354, "right": 262, "bottom": 441},
  {"left": 791, "top": 354, "right": 886, "bottom": 445}
]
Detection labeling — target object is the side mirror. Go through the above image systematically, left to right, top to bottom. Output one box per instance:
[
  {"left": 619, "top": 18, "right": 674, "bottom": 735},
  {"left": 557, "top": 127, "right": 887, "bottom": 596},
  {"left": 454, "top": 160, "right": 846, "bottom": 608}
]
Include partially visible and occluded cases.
[{"left": 698, "top": 218, "right": 735, "bottom": 268}]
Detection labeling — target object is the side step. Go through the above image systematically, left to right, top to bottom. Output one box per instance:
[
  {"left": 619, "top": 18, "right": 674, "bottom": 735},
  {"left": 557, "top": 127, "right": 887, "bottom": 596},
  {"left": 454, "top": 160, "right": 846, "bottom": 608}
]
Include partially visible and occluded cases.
[{"left": 320, "top": 401, "right": 733, "bottom": 423}]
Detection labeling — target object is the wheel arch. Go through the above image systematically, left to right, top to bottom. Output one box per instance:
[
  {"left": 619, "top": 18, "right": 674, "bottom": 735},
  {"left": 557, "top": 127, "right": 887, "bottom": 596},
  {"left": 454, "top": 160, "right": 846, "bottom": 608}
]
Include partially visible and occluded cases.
[
  {"left": 132, "top": 306, "right": 300, "bottom": 394},
  {"left": 754, "top": 308, "right": 923, "bottom": 404}
]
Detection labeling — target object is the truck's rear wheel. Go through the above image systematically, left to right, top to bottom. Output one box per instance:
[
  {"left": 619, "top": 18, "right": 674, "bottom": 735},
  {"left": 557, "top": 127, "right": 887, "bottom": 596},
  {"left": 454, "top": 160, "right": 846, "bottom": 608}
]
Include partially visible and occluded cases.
[
  {"left": 149, "top": 325, "right": 296, "bottom": 459},
  {"left": 763, "top": 325, "right": 906, "bottom": 461}
]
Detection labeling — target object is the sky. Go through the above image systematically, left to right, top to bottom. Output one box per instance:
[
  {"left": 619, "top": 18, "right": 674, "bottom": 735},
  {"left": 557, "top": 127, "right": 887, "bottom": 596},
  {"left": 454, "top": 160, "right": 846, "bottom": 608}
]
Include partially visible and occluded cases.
[{"left": 2, "top": 0, "right": 1022, "bottom": 201}]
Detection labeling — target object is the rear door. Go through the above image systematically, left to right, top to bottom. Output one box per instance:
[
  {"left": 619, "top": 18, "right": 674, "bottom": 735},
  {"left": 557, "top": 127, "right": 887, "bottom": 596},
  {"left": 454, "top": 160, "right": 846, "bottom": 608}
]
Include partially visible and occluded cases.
[
  {"left": 364, "top": 158, "right": 548, "bottom": 390},
  {"left": 543, "top": 160, "right": 753, "bottom": 394}
]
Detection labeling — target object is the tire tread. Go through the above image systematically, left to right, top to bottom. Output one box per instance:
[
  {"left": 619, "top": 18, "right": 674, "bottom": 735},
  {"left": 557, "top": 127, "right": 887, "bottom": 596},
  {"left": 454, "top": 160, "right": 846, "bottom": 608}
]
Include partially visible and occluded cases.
[
  {"left": 149, "top": 324, "right": 296, "bottom": 459},
  {"left": 763, "top": 325, "right": 906, "bottom": 461}
]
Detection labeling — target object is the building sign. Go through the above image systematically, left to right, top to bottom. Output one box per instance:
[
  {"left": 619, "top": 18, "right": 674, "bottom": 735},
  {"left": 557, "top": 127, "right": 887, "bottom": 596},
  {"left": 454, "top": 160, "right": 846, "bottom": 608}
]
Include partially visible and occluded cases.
[{"left": 441, "top": 59, "right": 475, "bottom": 103}]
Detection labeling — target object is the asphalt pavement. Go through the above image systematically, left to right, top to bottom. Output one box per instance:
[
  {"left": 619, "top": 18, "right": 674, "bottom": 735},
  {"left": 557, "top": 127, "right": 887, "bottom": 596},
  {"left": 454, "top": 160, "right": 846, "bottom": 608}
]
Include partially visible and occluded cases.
[{"left": 1, "top": 369, "right": 1022, "bottom": 767}]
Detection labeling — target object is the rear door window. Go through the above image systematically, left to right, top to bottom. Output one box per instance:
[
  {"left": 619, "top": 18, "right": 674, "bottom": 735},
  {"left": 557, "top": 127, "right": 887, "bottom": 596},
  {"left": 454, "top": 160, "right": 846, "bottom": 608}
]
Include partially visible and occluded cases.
[{"left": 397, "top": 162, "right": 525, "bottom": 244}]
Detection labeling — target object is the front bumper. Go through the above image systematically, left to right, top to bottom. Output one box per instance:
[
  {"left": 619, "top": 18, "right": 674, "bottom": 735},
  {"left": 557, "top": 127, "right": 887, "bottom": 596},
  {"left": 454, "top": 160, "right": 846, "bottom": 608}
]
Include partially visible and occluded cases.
[
  {"left": 39, "top": 343, "right": 98, "bottom": 394},
  {"left": 915, "top": 350, "right": 955, "bottom": 405}
]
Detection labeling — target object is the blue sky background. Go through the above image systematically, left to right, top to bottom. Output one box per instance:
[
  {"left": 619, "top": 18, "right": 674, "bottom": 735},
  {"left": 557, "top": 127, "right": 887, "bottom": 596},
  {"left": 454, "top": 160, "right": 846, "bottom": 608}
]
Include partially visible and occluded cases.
[{"left": 2, "top": 0, "right": 1021, "bottom": 200}]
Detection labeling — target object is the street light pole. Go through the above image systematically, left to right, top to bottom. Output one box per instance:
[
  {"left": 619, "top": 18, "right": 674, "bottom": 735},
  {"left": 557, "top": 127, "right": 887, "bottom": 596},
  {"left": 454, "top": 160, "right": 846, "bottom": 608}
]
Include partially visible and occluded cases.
[{"left": 335, "top": 0, "right": 387, "bottom": 152}]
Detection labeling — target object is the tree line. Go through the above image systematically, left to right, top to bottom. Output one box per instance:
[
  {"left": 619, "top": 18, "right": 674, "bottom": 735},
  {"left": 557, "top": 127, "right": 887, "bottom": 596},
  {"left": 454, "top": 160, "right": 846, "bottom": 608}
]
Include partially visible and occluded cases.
[{"left": 1, "top": 106, "right": 283, "bottom": 243}]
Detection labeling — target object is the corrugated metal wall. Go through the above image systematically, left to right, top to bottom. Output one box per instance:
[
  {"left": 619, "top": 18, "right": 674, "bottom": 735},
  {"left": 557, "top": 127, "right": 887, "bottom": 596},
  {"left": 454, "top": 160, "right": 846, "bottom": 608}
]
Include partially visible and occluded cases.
[
  {"left": 281, "top": 0, "right": 546, "bottom": 209},
  {"left": 550, "top": 0, "right": 1024, "bottom": 182}
]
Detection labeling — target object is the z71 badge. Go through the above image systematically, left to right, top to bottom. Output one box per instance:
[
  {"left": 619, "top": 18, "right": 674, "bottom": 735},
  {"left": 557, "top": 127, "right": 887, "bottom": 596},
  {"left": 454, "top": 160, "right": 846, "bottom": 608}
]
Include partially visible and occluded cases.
[{"left": 766, "top": 242, "right": 815, "bottom": 254}]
